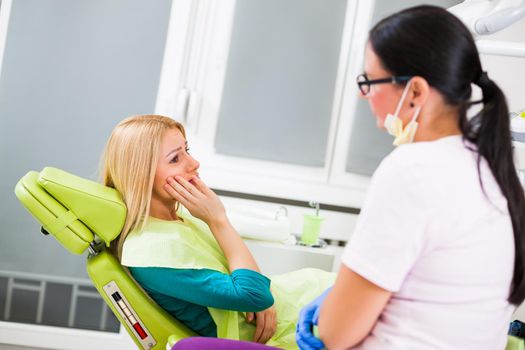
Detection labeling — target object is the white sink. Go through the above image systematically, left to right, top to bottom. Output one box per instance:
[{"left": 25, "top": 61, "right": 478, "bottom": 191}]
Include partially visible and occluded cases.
[{"left": 244, "top": 239, "right": 343, "bottom": 276}]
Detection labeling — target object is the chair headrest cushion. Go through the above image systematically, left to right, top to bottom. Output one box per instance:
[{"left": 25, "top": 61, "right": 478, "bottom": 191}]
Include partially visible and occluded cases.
[{"left": 15, "top": 167, "right": 127, "bottom": 254}]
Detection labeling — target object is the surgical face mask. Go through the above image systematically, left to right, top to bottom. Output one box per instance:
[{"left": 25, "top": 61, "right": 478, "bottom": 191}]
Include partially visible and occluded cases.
[{"left": 384, "top": 80, "right": 422, "bottom": 146}]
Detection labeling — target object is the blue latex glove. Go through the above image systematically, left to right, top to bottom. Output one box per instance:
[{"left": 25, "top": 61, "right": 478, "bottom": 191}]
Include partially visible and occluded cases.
[{"left": 296, "top": 287, "right": 332, "bottom": 350}]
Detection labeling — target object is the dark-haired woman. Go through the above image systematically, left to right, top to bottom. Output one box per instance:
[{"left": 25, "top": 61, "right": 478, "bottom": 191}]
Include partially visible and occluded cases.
[{"left": 296, "top": 5, "right": 524, "bottom": 350}]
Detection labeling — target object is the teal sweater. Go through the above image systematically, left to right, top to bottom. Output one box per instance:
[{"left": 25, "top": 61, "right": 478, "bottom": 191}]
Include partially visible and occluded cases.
[{"left": 129, "top": 267, "right": 274, "bottom": 337}]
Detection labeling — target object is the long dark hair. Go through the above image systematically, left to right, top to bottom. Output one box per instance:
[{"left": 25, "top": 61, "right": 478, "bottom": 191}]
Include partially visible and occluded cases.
[{"left": 369, "top": 5, "right": 525, "bottom": 304}]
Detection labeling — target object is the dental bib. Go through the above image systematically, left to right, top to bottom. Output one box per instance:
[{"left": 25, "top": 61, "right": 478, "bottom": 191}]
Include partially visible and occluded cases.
[{"left": 122, "top": 209, "right": 335, "bottom": 349}]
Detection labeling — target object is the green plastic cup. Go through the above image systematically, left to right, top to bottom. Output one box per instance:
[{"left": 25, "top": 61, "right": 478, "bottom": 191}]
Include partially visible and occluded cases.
[{"left": 301, "top": 214, "right": 324, "bottom": 245}]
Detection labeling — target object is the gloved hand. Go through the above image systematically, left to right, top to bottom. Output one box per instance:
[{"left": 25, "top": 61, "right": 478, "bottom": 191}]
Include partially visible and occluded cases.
[{"left": 296, "top": 287, "right": 332, "bottom": 350}]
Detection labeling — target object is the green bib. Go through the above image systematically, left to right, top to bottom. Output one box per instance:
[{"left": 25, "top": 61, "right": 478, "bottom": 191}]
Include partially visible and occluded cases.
[{"left": 122, "top": 212, "right": 335, "bottom": 349}]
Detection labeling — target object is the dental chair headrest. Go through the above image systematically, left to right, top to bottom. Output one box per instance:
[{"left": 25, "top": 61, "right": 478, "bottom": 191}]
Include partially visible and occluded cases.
[{"left": 15, "top": 167, "right": 127, "bottom": 254}]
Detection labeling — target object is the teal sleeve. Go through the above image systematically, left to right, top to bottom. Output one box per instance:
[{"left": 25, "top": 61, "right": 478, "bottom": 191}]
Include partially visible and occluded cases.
[{"left": 130, "top": 267, "right": 274, "bottom": 312}]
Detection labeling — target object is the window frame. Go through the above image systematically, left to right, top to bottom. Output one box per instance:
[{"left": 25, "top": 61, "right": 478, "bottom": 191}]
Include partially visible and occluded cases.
[{"left": 155, "top": 0, "right": 378, "bottom": 208}]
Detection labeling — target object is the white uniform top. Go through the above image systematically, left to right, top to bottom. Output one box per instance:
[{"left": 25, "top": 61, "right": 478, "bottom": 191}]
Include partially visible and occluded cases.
[{"left": 342, "top": 135, "right": 515, "bottom": 350}]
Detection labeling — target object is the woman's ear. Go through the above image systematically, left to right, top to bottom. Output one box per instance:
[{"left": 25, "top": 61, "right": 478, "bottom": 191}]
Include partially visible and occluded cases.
[{"left": 409, "top": 76, "right": 429, "bottom": 107}]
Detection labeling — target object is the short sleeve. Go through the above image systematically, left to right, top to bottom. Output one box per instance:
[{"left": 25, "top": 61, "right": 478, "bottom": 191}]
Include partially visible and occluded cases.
[{"left": 342, "top": 151, "right": 428, "bottom": 292}]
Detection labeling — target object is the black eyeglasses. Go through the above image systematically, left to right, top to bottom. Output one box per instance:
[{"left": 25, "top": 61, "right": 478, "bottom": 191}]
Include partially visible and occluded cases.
[{"left": 356, "top": 74, "right": 412, "bottom": 95}]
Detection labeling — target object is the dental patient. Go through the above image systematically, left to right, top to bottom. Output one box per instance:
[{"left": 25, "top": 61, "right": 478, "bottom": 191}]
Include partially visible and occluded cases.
[{"left": 101, "top": 115, "right": 334, "bottom": 349}]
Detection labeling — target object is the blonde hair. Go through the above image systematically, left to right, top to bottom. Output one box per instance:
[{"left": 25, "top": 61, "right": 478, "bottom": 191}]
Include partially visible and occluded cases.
[{"left": 101, "top": 115, "right": 185, "bottom": 259}]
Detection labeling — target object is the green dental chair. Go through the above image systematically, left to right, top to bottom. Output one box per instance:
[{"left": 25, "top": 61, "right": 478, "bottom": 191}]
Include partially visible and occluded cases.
[{"left": 14, "top": 167, "right": 196, "bottom": 350}]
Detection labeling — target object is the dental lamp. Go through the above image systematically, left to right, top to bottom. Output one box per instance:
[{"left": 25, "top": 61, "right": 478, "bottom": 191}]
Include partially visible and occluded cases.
[
  {"left": 448, "top": 0, "right": 525, "bottom": 57},
  {"left": 448, "top": 0, "right": 525, "bottom": 36}
]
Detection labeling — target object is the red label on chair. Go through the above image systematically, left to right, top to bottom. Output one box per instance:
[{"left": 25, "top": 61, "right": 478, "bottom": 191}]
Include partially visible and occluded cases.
[
  {"left": 103, "top": 281, "right": 156, "bottom": 350},
  {"left": 133, "top": 323, "right": 148, "bottom": 340}
]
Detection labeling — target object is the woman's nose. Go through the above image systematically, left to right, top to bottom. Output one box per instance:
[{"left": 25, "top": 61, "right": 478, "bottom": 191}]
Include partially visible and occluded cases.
[{"left": 189, "top": 155, "right": 200, "bottom": 171}]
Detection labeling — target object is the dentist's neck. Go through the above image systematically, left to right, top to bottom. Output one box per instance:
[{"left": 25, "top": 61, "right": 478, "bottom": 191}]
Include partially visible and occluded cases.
[{"left": 412, "top": 92, "right": 461, "bottom": 142}]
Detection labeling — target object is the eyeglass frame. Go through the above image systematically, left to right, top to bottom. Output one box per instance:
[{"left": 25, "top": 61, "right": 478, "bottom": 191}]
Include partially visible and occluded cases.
[{"left": 356, "top": 74, "right": 412, "bottom": 95}]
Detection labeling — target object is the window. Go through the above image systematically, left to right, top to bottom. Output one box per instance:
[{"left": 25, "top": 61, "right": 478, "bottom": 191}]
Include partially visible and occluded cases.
[
  {"left": 0, "top": 0, "right": 169, "bottom": 347},
  {"left": 156, "top": 0, "right": 461, "bottom": 208}
]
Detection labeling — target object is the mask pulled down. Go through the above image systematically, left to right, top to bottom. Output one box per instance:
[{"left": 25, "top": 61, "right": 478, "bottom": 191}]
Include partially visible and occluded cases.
[{"left": 383, "top": 80, "right": 422, "bottom": 146}]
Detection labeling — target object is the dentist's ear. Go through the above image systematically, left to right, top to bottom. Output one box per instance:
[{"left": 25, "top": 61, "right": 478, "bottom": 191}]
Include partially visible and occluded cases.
[{"left": 408, "top": 76, "right": 430, "bottom": 108}]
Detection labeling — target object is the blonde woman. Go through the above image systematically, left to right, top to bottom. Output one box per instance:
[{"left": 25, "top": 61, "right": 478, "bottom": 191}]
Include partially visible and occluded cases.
[{"left": 101, "top": 115, "right": 334, "bottom": 349}]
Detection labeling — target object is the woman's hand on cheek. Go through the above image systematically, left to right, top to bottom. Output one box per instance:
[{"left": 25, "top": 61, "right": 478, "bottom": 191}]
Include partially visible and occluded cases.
[{"left": 164, "top": 176, "right": 226, "bottom": 225}]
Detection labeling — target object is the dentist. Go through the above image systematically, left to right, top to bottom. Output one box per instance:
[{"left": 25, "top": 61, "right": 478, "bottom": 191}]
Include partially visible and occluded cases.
[{"left": 296, "top": 5, "right": 525, "bottom": 350}]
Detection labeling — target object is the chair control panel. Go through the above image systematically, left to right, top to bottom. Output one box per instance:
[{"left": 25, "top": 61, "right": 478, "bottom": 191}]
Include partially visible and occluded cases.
[{"left": 104, "top": 281, "right": 156, "bottom": 350}]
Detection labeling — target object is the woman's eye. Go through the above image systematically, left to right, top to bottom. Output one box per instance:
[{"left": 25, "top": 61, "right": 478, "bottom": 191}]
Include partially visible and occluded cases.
[
  {"left": 185, "top": 147, "right": 190, "bottom": 154},
  {"left": 170, "top": 155, "right": 179, "bottom": 163}
]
